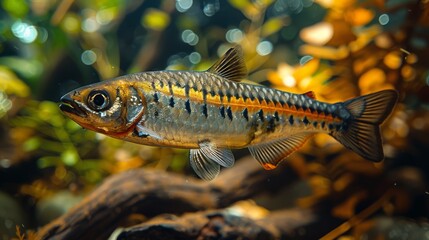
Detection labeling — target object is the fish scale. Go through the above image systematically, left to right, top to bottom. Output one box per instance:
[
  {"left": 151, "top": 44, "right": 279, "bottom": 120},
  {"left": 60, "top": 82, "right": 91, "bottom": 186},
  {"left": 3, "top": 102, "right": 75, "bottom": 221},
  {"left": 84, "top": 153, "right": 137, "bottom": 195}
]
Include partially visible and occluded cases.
[{"left": 59, "top": 46, "right": 398, "bottom": 181}]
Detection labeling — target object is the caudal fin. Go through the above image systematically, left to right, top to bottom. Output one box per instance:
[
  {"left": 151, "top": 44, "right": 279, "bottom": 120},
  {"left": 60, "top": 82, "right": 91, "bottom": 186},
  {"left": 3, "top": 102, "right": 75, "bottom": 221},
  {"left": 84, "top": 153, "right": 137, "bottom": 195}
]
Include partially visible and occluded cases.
[{"left": 331, "top": 90, "right": 398, "bottom": 162}]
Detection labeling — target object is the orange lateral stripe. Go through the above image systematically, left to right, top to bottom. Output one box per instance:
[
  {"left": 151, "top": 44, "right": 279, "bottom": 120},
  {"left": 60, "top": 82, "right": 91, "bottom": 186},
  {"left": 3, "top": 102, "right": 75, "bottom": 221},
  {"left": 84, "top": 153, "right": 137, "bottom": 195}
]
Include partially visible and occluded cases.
[{"left": 156, "top": 84, "right": 341, "bottom": 124}]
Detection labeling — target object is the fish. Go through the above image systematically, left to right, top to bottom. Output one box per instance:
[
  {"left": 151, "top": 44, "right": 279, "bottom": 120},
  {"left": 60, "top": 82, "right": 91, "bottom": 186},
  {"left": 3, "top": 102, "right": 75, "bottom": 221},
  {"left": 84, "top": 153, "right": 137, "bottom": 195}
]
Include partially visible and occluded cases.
[{"left": 59, "top": 46, "right": 398, "bottom": 181}]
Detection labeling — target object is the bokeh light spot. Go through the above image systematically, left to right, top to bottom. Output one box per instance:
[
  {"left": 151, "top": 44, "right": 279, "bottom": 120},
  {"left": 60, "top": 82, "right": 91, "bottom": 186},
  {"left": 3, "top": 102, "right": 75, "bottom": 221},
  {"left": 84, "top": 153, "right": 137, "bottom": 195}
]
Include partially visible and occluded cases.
[
  {"left": 176, "top": 0, "right": 193, "bottom": 12},
  {"left": 203, "top": 0, "right": 220, "bottom": 16},
  {"left": 142, "top": 9, "right": 170, "bottom": 31},
  {"left": 378, "top": 14, "right": 389, "bottom": 26},
  {"left": 82, "top": 18, "right": 99, "bottom": 32},
  {"left": 11, "top": 21, "right": 38, "bottom": 43},
  {"left": 300, "top": 22, "right": 333, "bottom": 46},
  {"left": 226, "top": 28, "right": 243, "bottom": 43},
  {"left": 181, "top": 29, "right": 199, "bottom": 46},
  {"left": 256, "top": 41, "right": 273, "bottom": 56},
  {"left": 81, "top": 50, "right": 97, "bottom": 65},
  {"left": 189, "top": 52, "right": 201, "bottom": 64}
]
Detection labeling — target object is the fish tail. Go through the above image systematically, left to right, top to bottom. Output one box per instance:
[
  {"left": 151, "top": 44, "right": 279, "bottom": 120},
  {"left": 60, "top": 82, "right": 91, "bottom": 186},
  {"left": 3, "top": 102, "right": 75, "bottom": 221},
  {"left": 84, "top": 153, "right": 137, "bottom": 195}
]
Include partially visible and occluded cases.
[{"left": 331, "top": 90, "right": 398, "bottom": 162}]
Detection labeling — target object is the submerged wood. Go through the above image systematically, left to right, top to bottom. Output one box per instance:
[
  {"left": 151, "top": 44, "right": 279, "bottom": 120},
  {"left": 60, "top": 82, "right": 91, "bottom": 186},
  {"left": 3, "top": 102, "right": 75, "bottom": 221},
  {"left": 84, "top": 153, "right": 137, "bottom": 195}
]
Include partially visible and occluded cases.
[
  {"left": 37, "top": 156, "right": 298, "bottom": 240},
  {"left": 117, "top": 208, "right": 317, "bottom": 240}
]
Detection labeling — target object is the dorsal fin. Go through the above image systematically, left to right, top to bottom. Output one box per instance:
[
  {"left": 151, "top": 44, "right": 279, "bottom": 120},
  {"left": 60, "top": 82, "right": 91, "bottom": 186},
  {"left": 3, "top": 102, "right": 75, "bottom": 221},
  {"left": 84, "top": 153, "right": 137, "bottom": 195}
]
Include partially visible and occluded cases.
[
  {"left": 207, "top": 46, "right": 247, "bottom": 82},
  {"left": 303, "top": 91, "right": 316, "bottom": 99}
]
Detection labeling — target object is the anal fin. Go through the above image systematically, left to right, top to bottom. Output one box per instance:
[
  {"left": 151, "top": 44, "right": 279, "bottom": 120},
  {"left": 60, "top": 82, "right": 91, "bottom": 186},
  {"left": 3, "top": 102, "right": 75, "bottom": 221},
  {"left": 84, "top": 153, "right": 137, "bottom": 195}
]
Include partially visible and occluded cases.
[
  {"left": 248, "top": 133, "right": 313, "bottom": 170},
  {"left": 190, "top": 142, "right": 235, "bottom": 181}
]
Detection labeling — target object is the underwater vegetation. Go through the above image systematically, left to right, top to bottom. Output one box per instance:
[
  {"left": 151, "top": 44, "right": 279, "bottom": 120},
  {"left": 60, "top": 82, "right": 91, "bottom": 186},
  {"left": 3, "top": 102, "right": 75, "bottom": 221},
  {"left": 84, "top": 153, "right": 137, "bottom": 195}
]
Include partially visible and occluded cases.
[{"left": 0, "top": 0, "right": 428, "bottom": 239}]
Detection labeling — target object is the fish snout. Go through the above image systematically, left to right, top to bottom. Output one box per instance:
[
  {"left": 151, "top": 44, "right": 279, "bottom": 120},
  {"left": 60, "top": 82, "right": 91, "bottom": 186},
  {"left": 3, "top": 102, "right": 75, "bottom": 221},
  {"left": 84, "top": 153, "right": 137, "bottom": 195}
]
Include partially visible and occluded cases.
[{"left": 59, "top": 94, "right": 87, "bottom": 117}]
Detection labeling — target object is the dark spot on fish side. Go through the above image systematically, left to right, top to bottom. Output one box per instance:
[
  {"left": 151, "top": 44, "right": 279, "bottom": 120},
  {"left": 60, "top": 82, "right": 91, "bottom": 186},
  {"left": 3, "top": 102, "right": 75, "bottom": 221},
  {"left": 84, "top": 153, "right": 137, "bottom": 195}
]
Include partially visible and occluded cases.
[
  {"left": 167, "top": 81, "right": 173, "bottom": 95},
  {"left": 184, "top": 84, "right": 190, "bottom": 97},
  {"left": 202, "top": 88, "right": 208, "bottom": 101},
  {"left": 209, "top": 89, "right": 216, "bottom": 97},
  {"left": 218, "top": 89, "right": 225, "bottom": 100},
  {"left": 226, "top": 90, "right": 232, "bottom": 102},
  {"left": 248, "top": 91, "right": 255, "bottom": 101},
  {"left": 153, "top": 92, "right": 159, "bottom": 103},
  {"left": 169, "top": 97, "right": 175, "bottom": 107},
  {"left": 185, "top": 99, "right": 191, "bottom": 114},
  {"left": 202, "top": 104, "right": 208, "bottom": 118},
  {"left": 219, "top": 106, "right": 225, "bottom": 118},
  {"left": 226, "top": 106, "right": 233, "bottom": 121},
  {"left": 242, "top": 108, "right": 249, "bottom": 121},
  {"left": 258, "top": 109, "right": 264, "bottom": 121},
  {"left": 154, "top": 110, "right": 159, "bottom": 117},
  {"left": 274, "top": 111, "right": 279, "bottom": 121},
  {"left": 289, "top": 115, "right": 294, "bottom": 125},
  {"left": 266, "top": 116, "right": 275, "bottom": 132},
  {"left": 303, "top": 116, "right": 309, "bottom": 125},
  {"left": 313, "top": 121, "right": 318, "bottom": 128},
  {"left": 321, "top": 121, "right": 326, "bottom": 128},
  {"left": 328, "top": 123, "right": 334, "bottom": 130}
]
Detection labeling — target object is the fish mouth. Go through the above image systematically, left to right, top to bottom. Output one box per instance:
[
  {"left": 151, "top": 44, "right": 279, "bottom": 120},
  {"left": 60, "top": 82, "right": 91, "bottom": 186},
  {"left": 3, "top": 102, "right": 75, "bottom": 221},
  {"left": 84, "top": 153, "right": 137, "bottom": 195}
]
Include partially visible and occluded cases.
[{"left": 59, "top": 95, "right": 87, "bottom": 117}]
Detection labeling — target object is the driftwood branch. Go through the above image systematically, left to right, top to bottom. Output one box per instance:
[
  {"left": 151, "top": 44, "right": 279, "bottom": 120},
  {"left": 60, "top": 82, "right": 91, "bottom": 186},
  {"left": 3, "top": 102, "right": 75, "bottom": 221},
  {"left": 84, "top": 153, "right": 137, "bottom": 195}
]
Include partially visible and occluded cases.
[
  {"left": 37, "top": 156, "right": 298, "bottom": 240},
  {"left": 117, "top": 208, "right": 323, "bottom": 240}
]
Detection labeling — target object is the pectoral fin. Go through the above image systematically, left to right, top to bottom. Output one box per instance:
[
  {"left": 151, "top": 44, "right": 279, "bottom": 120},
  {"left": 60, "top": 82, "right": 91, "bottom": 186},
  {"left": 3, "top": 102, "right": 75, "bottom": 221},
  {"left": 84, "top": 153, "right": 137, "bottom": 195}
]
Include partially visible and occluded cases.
[
  {"left": 248, "top": 133, "right": 313, "bottom": 170},
  {"left": 190, "top": 143, "right": 235, "bottom": 181}
]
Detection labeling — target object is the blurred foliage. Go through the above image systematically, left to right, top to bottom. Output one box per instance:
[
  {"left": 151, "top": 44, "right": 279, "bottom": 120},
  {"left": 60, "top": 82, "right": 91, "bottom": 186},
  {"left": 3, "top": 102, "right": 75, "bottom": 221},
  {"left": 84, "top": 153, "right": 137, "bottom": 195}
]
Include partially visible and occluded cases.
[{"left": 0, "top": 0, "right": 429, "bottom": 239}]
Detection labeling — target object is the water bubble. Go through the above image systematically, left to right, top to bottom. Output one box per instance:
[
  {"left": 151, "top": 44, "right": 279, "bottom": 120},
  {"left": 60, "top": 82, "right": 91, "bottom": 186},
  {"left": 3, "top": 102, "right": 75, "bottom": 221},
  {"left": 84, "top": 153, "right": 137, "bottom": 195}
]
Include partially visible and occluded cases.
[
  {"left": 176, "top": 0, "right": 193, "bottom": 12},
  {"left": 203, "top": 0, "right": 220, "bottom": 16},
  {"left": 288, "top": 0, "right": 304, "bottom": 14},
  {"left": 96, "top": 8, "right": 115, "bottom": 25},
  {"left": 379, "top": 14, "right": 389, "bottom": 26},
  {"left": 82, "top": 18, "right": 99, "bottom": 32},
  {"left": 11, "top": 20, "right": 38, "bottom": 43},
  {"left": 38, "top": 27, "right": 48, "bottom": 43},
  {"left": 225, "top": 28, "right": 243, "bottom": 43},
  {"left": 181, "top": 29, "right": 199, "bottom": 46},
  {"left": 256, "top": 41, "right": 273, "bottom": 56},
  {"left": 81, "top": 50, "right": 97, "bottom": 65},
  {"left": 189, "top": 52, "right": 201, "bottom": 64},
  {"left": 0, "top": 159, "right": 11, "bottom": 168}
]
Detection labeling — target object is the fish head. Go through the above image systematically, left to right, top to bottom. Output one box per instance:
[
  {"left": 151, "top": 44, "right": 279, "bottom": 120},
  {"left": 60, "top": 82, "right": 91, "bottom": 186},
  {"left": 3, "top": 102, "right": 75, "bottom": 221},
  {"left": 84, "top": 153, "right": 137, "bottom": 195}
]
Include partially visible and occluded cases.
[{"left": 59, "top": 79, "right": 145, "bottom": 136}]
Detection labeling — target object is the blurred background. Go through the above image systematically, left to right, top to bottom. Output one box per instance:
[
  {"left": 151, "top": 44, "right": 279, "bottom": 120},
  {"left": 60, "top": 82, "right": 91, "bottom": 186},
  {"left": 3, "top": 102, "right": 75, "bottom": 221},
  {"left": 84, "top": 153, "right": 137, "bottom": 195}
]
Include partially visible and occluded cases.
[{"left": 1, "top": 0, "right": 429, "bottom": 239}]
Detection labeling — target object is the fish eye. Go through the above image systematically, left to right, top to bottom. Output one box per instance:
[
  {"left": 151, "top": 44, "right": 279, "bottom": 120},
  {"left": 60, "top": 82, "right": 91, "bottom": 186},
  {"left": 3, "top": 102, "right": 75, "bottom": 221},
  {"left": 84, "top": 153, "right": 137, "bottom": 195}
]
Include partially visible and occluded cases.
[{"left": 87, "top": 90, "right": 111, "bottom": 111}]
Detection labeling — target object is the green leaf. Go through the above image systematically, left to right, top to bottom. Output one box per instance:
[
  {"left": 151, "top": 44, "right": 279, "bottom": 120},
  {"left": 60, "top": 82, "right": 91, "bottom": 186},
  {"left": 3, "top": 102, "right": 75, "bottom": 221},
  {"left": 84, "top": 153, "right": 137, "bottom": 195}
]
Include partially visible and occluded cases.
[
  {"left": 1, "top": 0, "right": 29, "bottom": 18},
  {"left": 262, "top": 17, "right": 288, "bottom": 37},
  {"left": 23, "top": 137, "right": 41, "bottom": 152}
]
